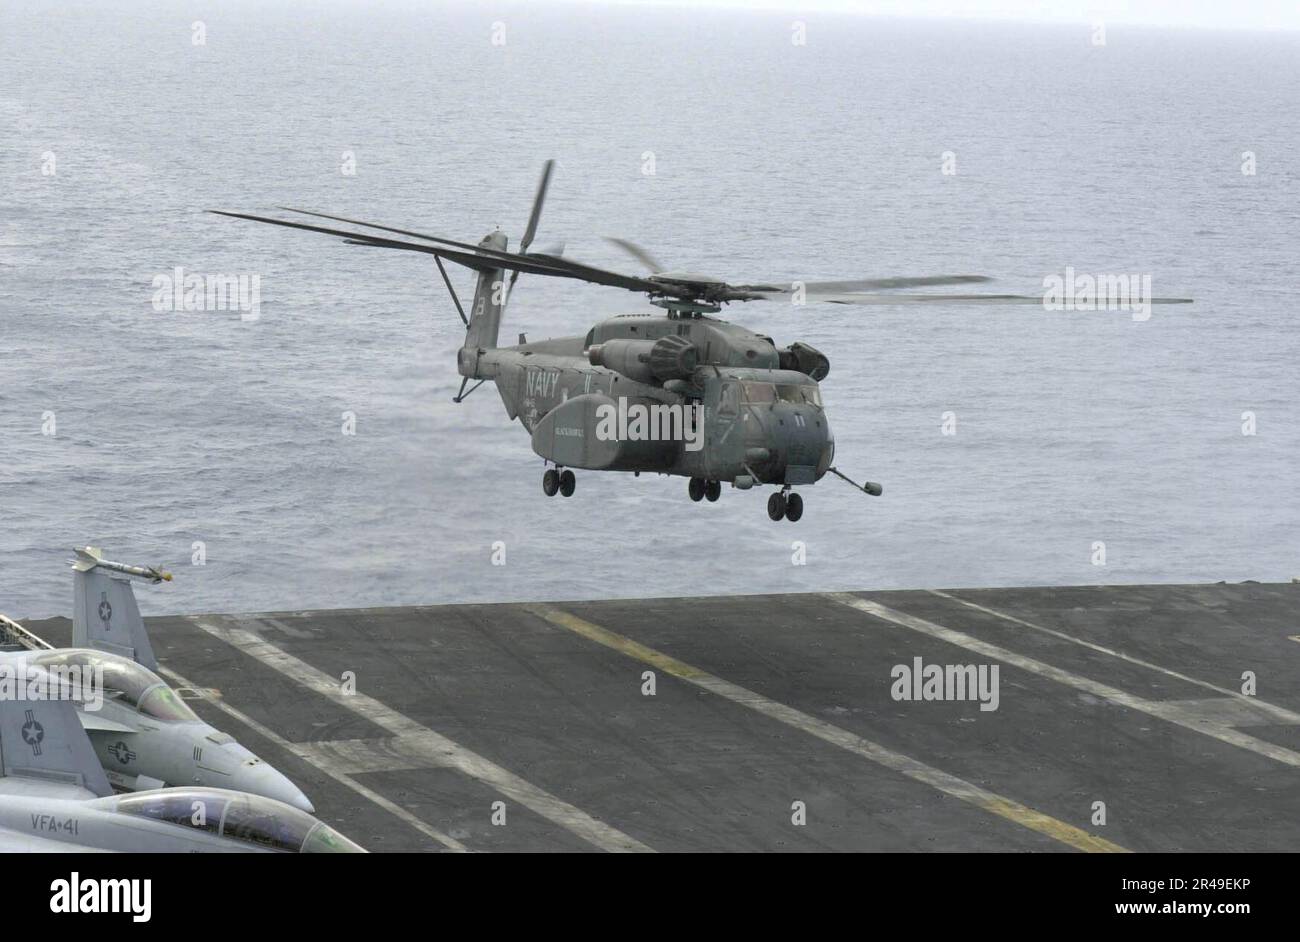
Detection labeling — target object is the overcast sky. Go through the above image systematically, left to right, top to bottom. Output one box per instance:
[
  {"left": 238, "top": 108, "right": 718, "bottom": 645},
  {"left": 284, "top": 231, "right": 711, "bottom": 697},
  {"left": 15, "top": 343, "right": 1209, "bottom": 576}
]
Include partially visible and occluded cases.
[{"left": 580, "top": 0, "right": 1300, "bottom": 32}]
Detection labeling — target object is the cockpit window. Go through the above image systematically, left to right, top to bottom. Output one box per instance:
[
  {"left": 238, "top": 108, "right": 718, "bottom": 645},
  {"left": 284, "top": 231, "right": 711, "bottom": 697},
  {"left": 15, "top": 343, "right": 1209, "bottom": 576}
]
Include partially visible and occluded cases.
[
  {"left": 718, "top": 381, "right": 739, "bottom": 415},
  {"left": 741, "top": 381, "right": 776, "bottom": 403},
  {"left": 777, "top": 384, "right": 822, "bottom": 407},
  {"left": 31, "top": 649, "right": 169, "bottom": 713},
  {"left": 139, "top": 683, "right": 199, "bottom": 722},
  {"left": 97, "top": 789, "right": 364, "bottom": 852},
  {"left": 111, "top": 791, "right": 224, "bottom": 834},
  {"left": 221, "top": 793, "right": 318, "bottom": 852}
]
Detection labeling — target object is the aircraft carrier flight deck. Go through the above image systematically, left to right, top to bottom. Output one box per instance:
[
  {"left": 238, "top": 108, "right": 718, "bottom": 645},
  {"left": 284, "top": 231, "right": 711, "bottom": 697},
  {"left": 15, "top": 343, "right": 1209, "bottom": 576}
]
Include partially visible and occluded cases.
[{"left": 22, "top": 583, "right": 1300, "bottom": 853}]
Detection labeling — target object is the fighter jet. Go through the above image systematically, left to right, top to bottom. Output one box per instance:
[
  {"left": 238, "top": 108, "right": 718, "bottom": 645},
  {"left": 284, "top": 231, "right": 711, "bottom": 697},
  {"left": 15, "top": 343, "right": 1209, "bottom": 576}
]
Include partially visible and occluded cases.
[
  {"left": 0, "top": 547, "right": 315, "bottom": 812},
  {"left": 0, "top": 692, "right": 362, "bottom": 852}
]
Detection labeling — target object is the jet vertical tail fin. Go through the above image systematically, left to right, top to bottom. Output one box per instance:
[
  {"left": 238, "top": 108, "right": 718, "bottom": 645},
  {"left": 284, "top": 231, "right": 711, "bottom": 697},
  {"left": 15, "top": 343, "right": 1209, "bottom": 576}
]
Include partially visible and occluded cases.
[
  {"left": 71, "top": 547, "right": 162, "bottom": 671},
  {"left": 0, "top": 691, "right": 113, "bottom": 797}
]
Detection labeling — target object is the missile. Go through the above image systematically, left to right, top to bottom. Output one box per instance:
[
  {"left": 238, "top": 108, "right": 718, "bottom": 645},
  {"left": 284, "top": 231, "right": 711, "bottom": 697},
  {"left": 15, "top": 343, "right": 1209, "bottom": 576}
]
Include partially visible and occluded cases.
[{"left": 71, "top": 546, "right": 173, "bottom": 583}]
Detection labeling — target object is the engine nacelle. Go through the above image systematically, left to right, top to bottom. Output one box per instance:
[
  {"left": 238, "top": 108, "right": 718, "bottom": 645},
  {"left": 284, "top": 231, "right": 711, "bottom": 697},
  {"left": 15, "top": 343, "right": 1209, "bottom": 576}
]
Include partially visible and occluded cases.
[
  {"left": 588, "top": 334, "right": 698, "bottom": 384},
  {"left": 777, "top": 341, "right": 830, "bottom": 381}
]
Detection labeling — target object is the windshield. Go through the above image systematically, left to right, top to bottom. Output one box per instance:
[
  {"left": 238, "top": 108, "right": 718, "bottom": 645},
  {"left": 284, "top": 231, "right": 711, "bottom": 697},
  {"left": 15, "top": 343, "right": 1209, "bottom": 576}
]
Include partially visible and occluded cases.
[
  {"left": 740, "top": 381, "right": 822, "bottom": 407},
  {"left": 777, "top": 384, "right": 822, "bottom": 407},
  {"left": 138, "top": 683, "right": 199, "bottom": 721},
  {"left": 221, "top": 792, "right": 365, "bottom": 853},
  {"left": 221, "top": 793, "right": 318, "bottom": 852},
  {"left": 302, "top": 822, "right": 366, "bottom": 853}
]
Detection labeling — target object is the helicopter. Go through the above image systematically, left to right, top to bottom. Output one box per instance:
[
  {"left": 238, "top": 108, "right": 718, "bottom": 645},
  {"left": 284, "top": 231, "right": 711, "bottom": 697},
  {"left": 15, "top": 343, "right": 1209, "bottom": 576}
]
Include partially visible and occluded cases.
[{"left": 213, "top": 161, "right": 1190, "bottom": 522}]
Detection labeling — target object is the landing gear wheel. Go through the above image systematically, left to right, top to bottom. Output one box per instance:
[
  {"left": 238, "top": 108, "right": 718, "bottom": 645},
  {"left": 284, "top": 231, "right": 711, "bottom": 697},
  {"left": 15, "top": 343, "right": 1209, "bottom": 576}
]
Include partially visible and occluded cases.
[
  {"left": 542, "top": 469, "right": 560, "bottom": 496},
  {"left": 559, "top": 469, "right": 576, "bottom": 497},
  {"left": 688, "top": 478, "right": 705, "bottom": 502},
  {"left": 704, "top": 480, "right": 721, "bottom": 502},
  {"left": 767, "top": 492, "right": 787, "bottom": 521},
  {"left": 785, "top": 492, "right": 803, "bottom": 522}
]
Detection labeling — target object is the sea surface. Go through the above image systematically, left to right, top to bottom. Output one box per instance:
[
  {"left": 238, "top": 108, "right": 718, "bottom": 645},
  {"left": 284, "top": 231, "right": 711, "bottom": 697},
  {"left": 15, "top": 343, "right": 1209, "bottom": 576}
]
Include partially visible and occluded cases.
[{"left": 2, "top": 1, "right": 1298, "bottom": 619}]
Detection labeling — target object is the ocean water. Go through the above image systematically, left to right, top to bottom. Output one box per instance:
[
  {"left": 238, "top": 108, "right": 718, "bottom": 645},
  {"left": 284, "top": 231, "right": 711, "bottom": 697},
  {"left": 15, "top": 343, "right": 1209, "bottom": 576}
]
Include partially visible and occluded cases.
[{"left": 2, "top": 1, "right": 1298, "bottom": 619}]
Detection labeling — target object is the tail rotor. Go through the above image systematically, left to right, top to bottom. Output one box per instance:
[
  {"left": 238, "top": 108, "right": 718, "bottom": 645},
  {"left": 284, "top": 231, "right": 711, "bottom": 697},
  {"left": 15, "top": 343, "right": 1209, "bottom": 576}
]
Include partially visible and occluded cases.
[{"left": 505, "top": 159, "right": 556, "bottom": 307}]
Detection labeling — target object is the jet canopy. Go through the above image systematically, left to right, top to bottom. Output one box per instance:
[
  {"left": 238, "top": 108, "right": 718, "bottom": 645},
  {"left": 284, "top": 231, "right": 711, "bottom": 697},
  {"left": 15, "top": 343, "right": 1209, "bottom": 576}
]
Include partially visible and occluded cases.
[
  {"left": 30, "top": 648, "right": 198, "bottom": 722},
  {"left": 90, "top": 788, "right": 365, "bottom": 853}
]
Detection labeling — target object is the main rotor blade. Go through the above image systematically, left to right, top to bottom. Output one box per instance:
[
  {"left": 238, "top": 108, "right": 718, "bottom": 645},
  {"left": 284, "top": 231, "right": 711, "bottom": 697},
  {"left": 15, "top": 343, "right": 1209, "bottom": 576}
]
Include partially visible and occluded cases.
[
  {"left": 274, "top": 205, "right": 641, "bottom": 288},
  {"left": 277, "top": 207, "right": 489, "bottom": 254},
  {"left": 279, "top": 207, "right": 616, "bottom": 284},
  {"left": 220, "top": 208, "right": 1167, "bottom": 309},
  {"left": 210, "top": 210, "right": 446, "bottom": 253},
  {"left": 213, "top": 210, "right": 634, "bottom": 283},
  {"left": 346, "top": 234, "right": 689, "bottom": 297},
  {"left": 603, "top": 236, "right": 667, "bottom": 274},
  {"left": 524, "top": 251, "right": 681, "bottom": 295},
  {"left": 736, "top": 274, "right": 995, "bottom": 294},
  {"left": 750, "top": 291, "right": 1194, "bottom": 306}
]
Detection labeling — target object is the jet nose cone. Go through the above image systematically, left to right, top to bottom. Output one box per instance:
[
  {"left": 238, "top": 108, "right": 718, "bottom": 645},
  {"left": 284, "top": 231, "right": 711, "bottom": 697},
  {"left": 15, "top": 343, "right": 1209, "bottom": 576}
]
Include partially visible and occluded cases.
[
  {"left": 237, "top": 760, "right": 315, "bottom": 813},
  {"left": 265, "top": 773, "right": 316, "bottom": 815},
  {"left": 281, "top": 787, "right": 315, "bottom": 815}
]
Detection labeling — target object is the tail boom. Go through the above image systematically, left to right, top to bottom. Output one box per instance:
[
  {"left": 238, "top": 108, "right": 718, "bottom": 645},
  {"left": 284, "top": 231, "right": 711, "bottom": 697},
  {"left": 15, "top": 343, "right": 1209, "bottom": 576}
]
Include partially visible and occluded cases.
[{"left": 460, "top": 230, "right": 509, "bottom": 365}]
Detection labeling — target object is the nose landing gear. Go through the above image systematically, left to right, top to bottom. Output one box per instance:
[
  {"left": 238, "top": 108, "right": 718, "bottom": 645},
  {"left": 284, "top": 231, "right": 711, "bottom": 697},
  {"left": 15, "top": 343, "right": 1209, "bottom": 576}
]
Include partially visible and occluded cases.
[
  {"left": 767, "top": 487, "right": 803, "bottom": 522},
  {"left": 785, "top": 491, "right": 803, "bottom": 521}
]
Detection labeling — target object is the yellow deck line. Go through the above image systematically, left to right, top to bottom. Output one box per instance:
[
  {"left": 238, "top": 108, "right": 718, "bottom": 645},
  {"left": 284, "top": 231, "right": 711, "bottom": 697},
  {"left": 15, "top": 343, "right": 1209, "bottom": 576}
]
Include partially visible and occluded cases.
[{"left": 524, "top": 603, "right": 1128, "bottom": 854}]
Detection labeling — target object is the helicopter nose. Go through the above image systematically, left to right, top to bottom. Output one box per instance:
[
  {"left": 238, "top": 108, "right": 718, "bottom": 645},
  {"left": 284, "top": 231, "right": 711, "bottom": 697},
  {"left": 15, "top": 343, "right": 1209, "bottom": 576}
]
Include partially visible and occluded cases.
[
  {"left": 773, "top": 403, "right": 831, "bottom": 482},
  {"left": 818, "top": 421, "right": 835, "bottom": 477}
]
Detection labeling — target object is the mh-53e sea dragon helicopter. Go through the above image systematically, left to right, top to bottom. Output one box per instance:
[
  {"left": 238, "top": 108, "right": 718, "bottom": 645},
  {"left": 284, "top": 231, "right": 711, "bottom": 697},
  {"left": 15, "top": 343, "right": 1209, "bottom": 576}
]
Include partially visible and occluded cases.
[{"left": 214, "top": 161, "right": 1190, "bottom": 522}]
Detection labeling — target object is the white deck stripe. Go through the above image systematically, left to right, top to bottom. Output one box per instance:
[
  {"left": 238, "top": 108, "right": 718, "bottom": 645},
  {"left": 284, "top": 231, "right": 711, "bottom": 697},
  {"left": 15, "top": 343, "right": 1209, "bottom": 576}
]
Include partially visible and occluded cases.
[
  {"left": 929, "top": 589, "right": 1300, "bottom": 724},
  {"left": 827, "top": 593, "right": 1300, "bottom": 768},
  {"left": 526, "top": 604, "right": 1127, "bottom": 853},
  {"left": 188, "top": 616, "right": 653, "bottom": 853},
  {"left": 156, "top": 663, "right": 468, "bottom": 852}
]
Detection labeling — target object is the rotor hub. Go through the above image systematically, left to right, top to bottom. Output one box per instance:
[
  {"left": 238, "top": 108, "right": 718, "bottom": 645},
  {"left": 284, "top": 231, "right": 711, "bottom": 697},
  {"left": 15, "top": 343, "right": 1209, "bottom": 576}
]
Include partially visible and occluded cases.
[{"left": 650, "top": 298, "right": 720, "bottom": 317}]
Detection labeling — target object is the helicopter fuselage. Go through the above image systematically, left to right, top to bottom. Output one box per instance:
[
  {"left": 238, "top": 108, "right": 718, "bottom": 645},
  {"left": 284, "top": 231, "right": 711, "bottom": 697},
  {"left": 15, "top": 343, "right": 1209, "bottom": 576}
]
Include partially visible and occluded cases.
[{"left": 462, "top": 313, "right": 835, "bottom": 489}]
